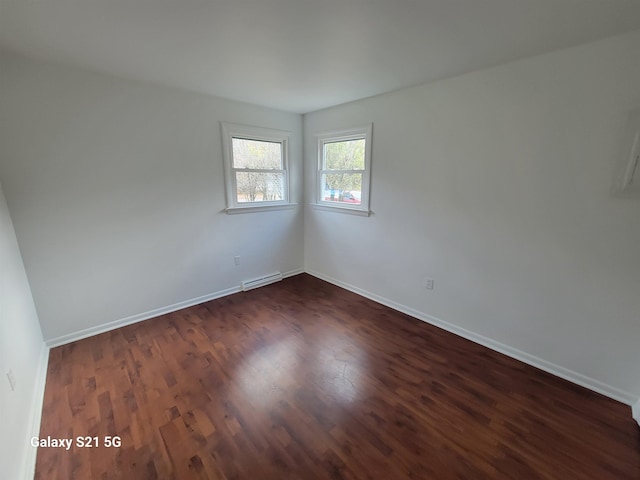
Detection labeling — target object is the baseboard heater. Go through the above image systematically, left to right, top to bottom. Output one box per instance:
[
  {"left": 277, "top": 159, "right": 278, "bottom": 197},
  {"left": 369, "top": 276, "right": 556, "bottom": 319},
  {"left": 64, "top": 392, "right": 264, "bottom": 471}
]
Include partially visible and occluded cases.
[{"left": 241, "top": 271, "right": 283, "bottom": 291}]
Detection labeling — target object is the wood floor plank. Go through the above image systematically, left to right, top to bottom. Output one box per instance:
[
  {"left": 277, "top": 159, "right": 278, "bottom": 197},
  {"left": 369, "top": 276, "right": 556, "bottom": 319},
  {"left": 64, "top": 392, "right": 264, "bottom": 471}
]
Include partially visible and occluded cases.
[{"left": 35, "top": 274, "right": 640, "bottom": 479}]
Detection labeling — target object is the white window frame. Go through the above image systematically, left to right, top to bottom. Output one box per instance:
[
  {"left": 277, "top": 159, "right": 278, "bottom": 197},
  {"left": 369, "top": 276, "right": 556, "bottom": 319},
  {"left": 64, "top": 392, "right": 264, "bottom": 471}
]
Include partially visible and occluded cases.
[
  {"left": 221, "top": 122, "right": 294, "bottom": 214},
  {"left": 315, "top": 124, "right": 372, "bottom": 216}
]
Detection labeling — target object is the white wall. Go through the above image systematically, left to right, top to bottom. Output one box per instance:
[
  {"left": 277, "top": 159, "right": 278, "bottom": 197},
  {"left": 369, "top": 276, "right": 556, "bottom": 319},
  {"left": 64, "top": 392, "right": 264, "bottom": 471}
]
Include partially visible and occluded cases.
[
  {"left": 2, "top": 30, "right": 639, "bottom": 428},
  {"left": 304, "top": 31, "right": 640, "bottom": 403},
  {"left": 0, "top": 53, "right": 304, "bottom": 343},
  {"left": 0, "top": 180, "right": 47, "bottom": 479}
]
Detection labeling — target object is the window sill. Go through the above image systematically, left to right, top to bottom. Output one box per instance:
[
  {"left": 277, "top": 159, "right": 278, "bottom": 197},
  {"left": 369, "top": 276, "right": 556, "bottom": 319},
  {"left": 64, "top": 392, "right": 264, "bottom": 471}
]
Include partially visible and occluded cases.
[
  {"left": 225, "top": 203, "right": 298, "bottom": 215},
  {"left": 310, "top": 203, "right": 371, "bottom": 217}
]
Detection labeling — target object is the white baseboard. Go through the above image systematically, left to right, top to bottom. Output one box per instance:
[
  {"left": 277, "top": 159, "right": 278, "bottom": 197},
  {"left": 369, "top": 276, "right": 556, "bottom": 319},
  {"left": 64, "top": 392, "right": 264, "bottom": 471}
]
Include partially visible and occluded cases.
[
  {"left": 40, "top": 264, "right": 637, "bottom": 413},
  {"left": 46, "top": 268, "right": 305, "bottom": 348},
  {"left": 283, "top": 268, "right": 305, "bottom": 278},
  {"left": 306, "top": 270, "right": 637, "bottom": 407},
  {"left": 45, "top": 286, "right": 240, "bottom": 348},
  {"left": 23, "top": 342, "right": 49, "bottom": 479}
]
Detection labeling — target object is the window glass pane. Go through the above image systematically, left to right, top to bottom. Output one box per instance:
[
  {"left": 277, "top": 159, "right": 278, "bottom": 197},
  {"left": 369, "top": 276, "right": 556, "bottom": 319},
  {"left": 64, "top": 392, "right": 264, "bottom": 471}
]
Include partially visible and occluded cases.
[
  {"left": 232, "top": 138, "right": 282, "bottom": 169},
  {"left": 324, "top": 139, "right": 365, "bottom": 170},
  {"left": 236, "top": 172, "right": 284, "bottom": 203},
  {"left": 321, "top": 173, "right": 362, "bottom": 205}
]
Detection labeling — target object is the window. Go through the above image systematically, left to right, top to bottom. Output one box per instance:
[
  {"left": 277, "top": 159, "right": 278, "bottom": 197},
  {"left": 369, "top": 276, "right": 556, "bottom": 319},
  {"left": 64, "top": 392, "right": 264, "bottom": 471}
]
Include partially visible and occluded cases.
[
  {"left": 221, "top": 123, "right": 293, "bottom": 213},
  {"left": 316, "top": 124, "right": 372, "bottom": 215}
]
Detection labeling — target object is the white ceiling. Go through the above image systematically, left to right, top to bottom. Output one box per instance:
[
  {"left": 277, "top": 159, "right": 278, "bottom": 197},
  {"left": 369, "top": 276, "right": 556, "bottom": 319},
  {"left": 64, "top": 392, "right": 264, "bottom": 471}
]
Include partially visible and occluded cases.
[{"left": 1, "top": 0, "right": 640, "bottom": 113}]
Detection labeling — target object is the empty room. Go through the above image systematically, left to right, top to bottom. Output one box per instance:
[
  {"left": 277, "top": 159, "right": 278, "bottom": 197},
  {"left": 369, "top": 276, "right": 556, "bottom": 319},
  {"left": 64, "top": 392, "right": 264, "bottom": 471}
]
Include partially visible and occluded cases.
[{"left": 1, "top": 1, "right": 639, "bottom": 479}]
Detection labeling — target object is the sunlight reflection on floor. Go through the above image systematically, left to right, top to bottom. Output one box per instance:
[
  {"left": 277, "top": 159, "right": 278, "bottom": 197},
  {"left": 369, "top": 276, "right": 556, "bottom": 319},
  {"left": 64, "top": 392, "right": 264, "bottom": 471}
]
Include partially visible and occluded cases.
[{"left": 238, "top": 332, "right": 367, "bottom": 407}]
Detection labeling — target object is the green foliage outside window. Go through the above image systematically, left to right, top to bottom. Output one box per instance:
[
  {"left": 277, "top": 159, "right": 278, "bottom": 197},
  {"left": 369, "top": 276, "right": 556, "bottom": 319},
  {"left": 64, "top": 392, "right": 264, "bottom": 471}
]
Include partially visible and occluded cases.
[{"left": 323, "top": 139, "right": 365, "bottom": 197}]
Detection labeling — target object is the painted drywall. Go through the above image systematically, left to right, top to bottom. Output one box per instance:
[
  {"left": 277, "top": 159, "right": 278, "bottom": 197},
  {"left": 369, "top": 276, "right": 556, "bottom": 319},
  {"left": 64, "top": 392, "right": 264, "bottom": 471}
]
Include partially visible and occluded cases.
[
  {"left": 304, "top": 30, "right": 640, "bottom": 403},
  {"left": 0, "top": 53, "right": 304, "bottom": 342},
  {"left": 0, "top": 180, "right": 47, "bottom": 479}
]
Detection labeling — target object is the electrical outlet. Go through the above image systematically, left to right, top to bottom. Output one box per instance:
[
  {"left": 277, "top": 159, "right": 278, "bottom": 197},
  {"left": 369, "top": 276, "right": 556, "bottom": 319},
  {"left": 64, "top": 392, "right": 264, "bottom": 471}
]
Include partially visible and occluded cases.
[
  {"left": 234, "top": 256, "right": 241, "bottom": 266},
  {"left": 424, "top": 277, "right": 434, "bottom": 290},
  {"left": 6, "top": 370, "right": 16, "bottom": 391}
]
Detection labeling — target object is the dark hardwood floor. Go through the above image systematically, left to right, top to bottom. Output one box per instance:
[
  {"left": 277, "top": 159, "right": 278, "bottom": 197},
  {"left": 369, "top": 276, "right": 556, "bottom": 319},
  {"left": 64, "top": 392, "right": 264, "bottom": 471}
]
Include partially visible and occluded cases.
[{"left": 35, "top": 274, "right": 639, "bottom": 479}]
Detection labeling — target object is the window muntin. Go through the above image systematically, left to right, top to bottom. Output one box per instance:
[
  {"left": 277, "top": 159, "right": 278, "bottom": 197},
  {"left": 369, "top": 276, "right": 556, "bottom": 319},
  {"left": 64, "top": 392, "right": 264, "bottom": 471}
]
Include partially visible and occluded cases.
[
  {"left": 221, "top": 123, "right": 291, "bottom": 211},
  {"left": 317, "top": 125, "right": 372, "bottom": 213}
]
